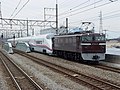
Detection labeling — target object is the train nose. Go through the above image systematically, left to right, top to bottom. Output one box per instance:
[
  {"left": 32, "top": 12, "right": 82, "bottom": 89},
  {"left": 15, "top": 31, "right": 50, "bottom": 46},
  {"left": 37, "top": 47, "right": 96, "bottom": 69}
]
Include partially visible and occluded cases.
[{"left": 92, "top": 55, "right": 100, "bottom": 60}]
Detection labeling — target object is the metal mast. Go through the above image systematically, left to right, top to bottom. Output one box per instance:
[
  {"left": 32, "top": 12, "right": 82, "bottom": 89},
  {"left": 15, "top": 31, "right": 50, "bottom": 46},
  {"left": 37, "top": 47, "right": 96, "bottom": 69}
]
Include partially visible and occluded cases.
[
  {"left": 56, "top": 1, "right": 58, "bottom": 34},
  {"left": 0, "top": 2, "right": 3, "bottom": 26},
  {"left": 0, "top": 2, "right": 2, "bottom": 19},
  {"left": 99, "top": 11, "right": 103, "bottom": 33},
  {"left": 66, "top": 18, "right": 68, "bottom": 33},
  {"left": 27, "top": 19, "right": 28, "bottom": 36}
]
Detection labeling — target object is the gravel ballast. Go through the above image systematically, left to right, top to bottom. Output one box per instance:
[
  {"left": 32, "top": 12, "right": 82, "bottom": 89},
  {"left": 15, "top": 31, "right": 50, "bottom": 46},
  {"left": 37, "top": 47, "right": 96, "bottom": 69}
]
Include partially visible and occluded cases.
[
  {"left": 1, "top": 50, "right": 120, "bottom": 90},
  {"left": 8, "top": 53, "right": 90, "bottom": 90},
  {"left": 29, "top": 53, "right": 120, "bottom": 84},
  {"left": 0, "top": 61, "right": 9, "bottom": 90}
]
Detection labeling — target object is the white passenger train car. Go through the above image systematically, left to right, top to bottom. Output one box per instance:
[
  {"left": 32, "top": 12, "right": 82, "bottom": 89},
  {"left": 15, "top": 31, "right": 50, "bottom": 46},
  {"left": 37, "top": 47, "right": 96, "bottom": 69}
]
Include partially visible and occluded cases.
[
  {"left": 7, "top": 33, "right": 54, "bottom": 54},
  {"left": 3, "top": 42, "right": 13, "bottom": 54}
]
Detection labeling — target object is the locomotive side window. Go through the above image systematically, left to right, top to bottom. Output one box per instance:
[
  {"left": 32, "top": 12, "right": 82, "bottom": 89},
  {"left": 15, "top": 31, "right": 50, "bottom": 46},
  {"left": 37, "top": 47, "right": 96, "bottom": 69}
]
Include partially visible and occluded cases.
[
  {"left": 82, "top": 35, "right": 105, "bottom": 42},
  {"left": 82, "top": 36, "right": 92, "bottom": 41},
  {"left": 95, "top": 36, "right": 105, "bottom": 41}
]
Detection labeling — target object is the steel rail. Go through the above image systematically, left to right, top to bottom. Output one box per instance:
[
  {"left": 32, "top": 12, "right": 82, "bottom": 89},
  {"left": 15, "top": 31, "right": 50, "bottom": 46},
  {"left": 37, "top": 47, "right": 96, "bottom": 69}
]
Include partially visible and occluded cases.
[
  {"left": 15, "top": 49, "right": 120, "bottom": 90},
  {"left": 0, "top": 50, "right": 44, "bottom": 90},
  {"left": 0, "top": 52, "right": 22, "bottom": 90},
  {"left": 93, "top": 64, "right": 120, "bottom": 73}
]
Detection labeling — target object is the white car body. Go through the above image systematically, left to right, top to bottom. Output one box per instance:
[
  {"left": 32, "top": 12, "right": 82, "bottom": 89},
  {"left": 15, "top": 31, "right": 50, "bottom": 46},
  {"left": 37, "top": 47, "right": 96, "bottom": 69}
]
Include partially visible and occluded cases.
[{"left": 7, "top": 33, "right": 54, "bottom": 54}]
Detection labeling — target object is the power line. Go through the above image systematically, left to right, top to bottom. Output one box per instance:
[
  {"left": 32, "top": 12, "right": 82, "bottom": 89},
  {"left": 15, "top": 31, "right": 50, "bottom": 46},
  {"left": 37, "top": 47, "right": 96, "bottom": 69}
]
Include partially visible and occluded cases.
[
  {"left": 10, "top": 0, "right": 22, "bottom": 18},
  {"left": 11, "top": 0, "right": 30, "bottom": 19},
  {"left": 45, "top": 0, "right": 91, "bottom": 21},
  {"left": 59, "top": 0, "right": 118, "bottom": 20},
  {"left": 59, "top": 0, "right": 103, "bottom": 16},
  {"left": 59, "top": 0, "right": 90, "bottom": 15},
  {"left": 59, "top": 0, "right": 68, "bottom": 5},
  {"left": 59, "top": 0, "right": 78, "bottom": 6},
  {"left": 70, "top": 0, "right": 90, "bottom": 10},
  {"left": 0, "top": 2, "right": 2, "bottom": 18},
  {"left": 69, "top": 8, "right": 120, "bottom": 24},
  {"left": 103, "top": 12, "right": 120, "bottom": 20}
]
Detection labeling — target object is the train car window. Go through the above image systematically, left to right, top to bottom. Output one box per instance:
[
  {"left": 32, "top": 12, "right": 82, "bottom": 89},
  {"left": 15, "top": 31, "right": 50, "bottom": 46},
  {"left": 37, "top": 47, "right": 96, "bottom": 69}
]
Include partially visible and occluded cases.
[
  {"left": 81, "top": 35, "right": 105, "bottom": 42},
  {"left": 82, "top": 36, "right": 92, "bottom": 41},
  {"left": 92, "top": 36, "right": 95, "bottom": 41},
  {"left": 95, "top": 36, "right": 105, "bottom": 41},
  {"left": 36, "top": 41, "right": 42, "bottom": 44}
]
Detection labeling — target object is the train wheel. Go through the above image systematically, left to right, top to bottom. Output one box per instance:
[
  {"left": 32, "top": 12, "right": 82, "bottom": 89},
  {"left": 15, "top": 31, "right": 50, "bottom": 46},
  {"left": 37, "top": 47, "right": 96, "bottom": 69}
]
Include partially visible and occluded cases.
[{"left": 94, "top": 61, "right": 99, "bottom": 64}]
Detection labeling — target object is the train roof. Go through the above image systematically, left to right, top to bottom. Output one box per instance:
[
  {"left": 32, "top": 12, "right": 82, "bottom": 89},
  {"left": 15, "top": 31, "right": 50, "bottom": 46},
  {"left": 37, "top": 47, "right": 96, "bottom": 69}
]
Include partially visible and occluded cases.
[
  {"left": 54, "top": 32, "right": 105, "bottom": 38},
  {"left": 7, "top": 33, "right": 54, "bottom": 41}
]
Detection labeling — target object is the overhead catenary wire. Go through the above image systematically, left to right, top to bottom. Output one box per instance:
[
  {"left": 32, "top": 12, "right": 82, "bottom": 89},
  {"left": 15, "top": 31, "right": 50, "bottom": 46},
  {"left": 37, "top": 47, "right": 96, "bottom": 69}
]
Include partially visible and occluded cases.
[
  {"left": 10, "top": 0, "right": 22, "bottom": 18},
  {"left": 11, "top": 0, "right": 30, "bottom": 19},
  {"left": 40, "top": 0, "right": 104, "bottom": 21},
  {"left": 44, "top": 0, "right": 91, "bottom": 21},
  {"left": 45, "top": 0, "right": 119, "bottom": 27},
  {"left": 59, "top": 0, "right": 118, "bottom": 20},
  {"left": 59, "top": 0, "right": 103, "bottom": 16},
  {"left": 59, "top": 0, "right": 91, "bottom": 15},
  {"left": 59, "top": 0, "right": 68, "bottom": 5},
  {"left": 59, "top": 0, "right": 79, "bottom": 6},
  {"left": 69, "top": 0, "right": 90, "bottom": 10},
  {"left": 69, "top": 10, "right": 120, "bottom": 25},
  {"left": 103, "top": 13, "right": 120, "bottom": 20}
]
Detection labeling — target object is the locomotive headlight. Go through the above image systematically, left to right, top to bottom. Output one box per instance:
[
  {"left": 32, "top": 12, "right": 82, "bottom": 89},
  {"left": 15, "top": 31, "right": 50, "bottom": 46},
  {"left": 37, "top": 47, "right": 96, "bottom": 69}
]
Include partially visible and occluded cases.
[{"left": 92, "top": 55, "right": 100, "bottom": 60}]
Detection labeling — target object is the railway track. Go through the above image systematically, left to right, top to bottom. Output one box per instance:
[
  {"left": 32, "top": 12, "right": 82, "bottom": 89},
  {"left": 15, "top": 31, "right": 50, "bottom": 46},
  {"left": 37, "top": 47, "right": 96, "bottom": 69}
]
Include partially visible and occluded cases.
[
  {"left": 14, "top": 49, "right": 120, "bottom": 90},
  {"left": 0, "top": 50, "right": 44, "bottom": 90},
  {"left": 93, "top": 63, "right": 120, "bottom": 74}
]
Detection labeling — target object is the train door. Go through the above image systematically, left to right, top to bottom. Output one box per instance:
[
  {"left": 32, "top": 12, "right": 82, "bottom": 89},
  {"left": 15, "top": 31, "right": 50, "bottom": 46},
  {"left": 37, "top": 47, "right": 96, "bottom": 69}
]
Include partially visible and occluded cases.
[
  {"left": 76, "top": 36, "right": 80, "bottom": 52},
  {"left": 52, "top": 37, "right": 54, "bottom": 50}
]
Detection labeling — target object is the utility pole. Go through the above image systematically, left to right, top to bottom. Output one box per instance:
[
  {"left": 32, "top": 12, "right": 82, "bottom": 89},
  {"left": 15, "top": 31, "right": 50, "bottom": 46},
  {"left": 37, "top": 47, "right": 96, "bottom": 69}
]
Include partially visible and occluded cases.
[
  {"left": 56, "top": 1, "right": 58, "bottom": 34},
  {"left": 0, "top": 2, "right": 3, "bottom": 27},
  {"left": 44, "top": 8, "right": 46, "bottom": 29},
  {"left": 99, "top": 11, "right": 103, "bottom": 33},
  {"left": 66, "top": 18, "right": 68, "bottom": 33},
  {"left": 27, "top": 19, "right": 28, "bottom": 36},
  {"left": 32, "top": 28, "right": 34, "bottom": 35},
  {"left": 21, "top": 29, "right": 23, "bottom": 37},
  {"left": 18, "top": 32, "right": 20, "bottom": 38}
]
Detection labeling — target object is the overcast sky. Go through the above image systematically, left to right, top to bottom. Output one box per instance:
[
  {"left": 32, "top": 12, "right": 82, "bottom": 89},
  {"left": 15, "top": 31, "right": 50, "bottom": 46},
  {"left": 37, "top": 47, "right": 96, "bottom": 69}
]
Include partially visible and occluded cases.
[{"left": 0, "top": 0, "right": 120, "bottom": 38}]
